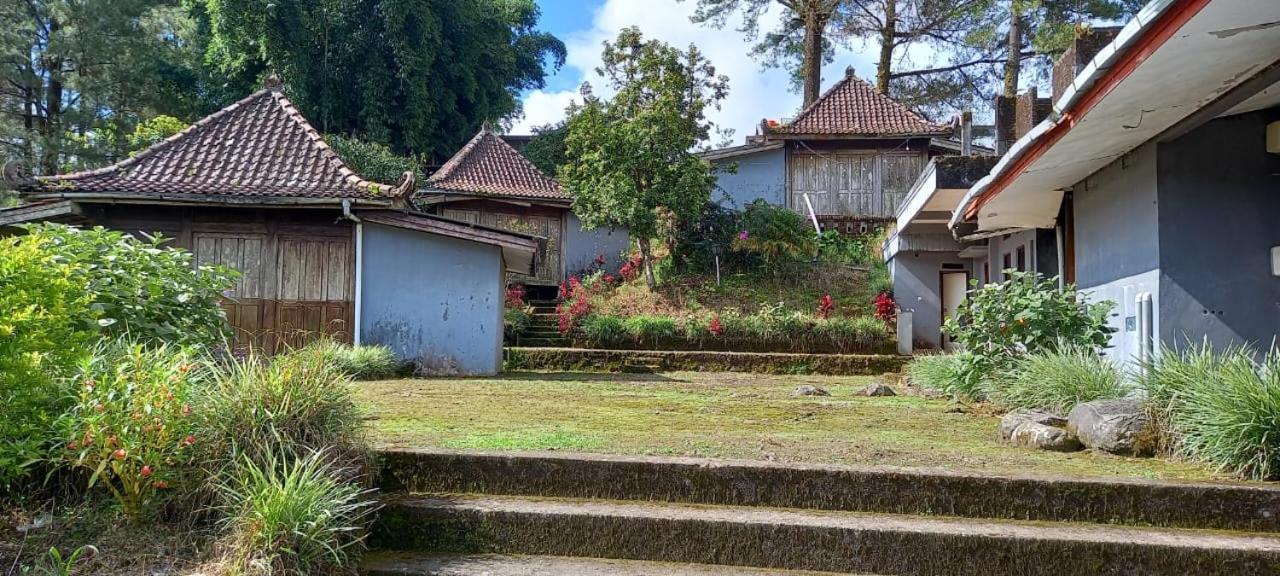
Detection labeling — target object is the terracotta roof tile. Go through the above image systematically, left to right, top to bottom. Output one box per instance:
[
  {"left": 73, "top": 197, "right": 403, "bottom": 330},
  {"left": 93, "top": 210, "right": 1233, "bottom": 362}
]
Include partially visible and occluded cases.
[
  {"left": 771, "top": 71, "right": 952, "bottom": 137},
  {"left": 29, "top": 88, "right": 398, "bottom": 200},
  {"left": 427, "top": 128, "right": 567, "bottom": 200}
]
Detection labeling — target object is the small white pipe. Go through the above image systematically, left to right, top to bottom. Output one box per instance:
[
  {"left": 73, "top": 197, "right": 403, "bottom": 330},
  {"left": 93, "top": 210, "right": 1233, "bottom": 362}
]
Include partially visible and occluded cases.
[
  {"left": 802, "top": 193, "right": 822, "bottom": 234},
  {"left": 342, "top": 199, "right": 364, "bottom": 346}
]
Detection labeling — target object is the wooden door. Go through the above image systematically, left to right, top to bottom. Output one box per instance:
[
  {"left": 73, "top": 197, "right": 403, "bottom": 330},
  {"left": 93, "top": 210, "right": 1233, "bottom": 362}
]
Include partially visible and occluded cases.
[
  {"left": 193, "top": 232, "right": 267, "bottom": 350},
  {"left": 275, "top": 236, "right": 354, "bottom": 352}
]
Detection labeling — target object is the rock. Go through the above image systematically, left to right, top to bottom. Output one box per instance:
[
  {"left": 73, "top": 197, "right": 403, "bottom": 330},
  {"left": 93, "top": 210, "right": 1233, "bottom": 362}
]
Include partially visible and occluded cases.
[
  {"left": 856, "top": 383, "right": 897, "bottom": 397},
  {"left": 792, "top": 385, "right": 829, "bottom": 397},
  {"left": 1067, "top": 399, "right": 1155, "bottom": 457},
  {"left": 1000, "top": 410, "right": 1083, "bottom": 452}
]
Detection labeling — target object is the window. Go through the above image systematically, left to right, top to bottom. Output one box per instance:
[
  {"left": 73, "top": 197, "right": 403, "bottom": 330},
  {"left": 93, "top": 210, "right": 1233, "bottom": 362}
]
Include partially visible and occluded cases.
[
  {"left": 1016, "top": 246, "right": 1027, "bottom": 272},
  {"left": 1002, "top": 252, "right": 1012, "bottom": 273},
  {"left": 983, "top": 262, "right": 990, "bottom": 284}
]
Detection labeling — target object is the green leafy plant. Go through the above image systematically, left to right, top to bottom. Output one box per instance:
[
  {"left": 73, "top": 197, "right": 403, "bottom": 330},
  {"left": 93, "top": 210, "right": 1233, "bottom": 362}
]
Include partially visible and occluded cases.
[
  {"left": 29, "top": 223, "right": 239, "bottom": 348},
  {"left": 817, "top": 230, "right": 874, "bottom": 265},
  {"left": 0, "top": 234, "right": 97, "bottom": 488},
  {"left": 943, "top": 270, "right": 1114, "bottom": 397},
  {"left": 60, "top": 341, "right": 205, "bottom": 520},
  {"left": 995, "top": 345, "right": 1128, "bottom": 413},
  {"left": 218, "top": 448, "right": 377, "bottom": 575},
  {"left": 34, "top": 545, "right": 98, "bottom": 576}
]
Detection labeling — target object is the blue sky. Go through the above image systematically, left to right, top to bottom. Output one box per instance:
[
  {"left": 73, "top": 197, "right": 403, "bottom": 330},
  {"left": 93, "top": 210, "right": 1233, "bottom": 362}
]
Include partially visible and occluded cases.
[{"left": 516, "top": 0, "right": 894, "bottom": 139}]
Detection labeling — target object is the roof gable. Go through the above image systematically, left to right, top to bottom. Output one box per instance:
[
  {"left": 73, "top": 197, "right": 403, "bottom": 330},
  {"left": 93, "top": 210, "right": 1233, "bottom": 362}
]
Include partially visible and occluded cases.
[
  {"left": 769, "top": 69, "right": 952, "bottom": 137},
  {"left": 26, "top": 87, "right": 402, "bottom": 201},
  {"left": 426, "top": 128, "right": 567, "bottom": 200}
]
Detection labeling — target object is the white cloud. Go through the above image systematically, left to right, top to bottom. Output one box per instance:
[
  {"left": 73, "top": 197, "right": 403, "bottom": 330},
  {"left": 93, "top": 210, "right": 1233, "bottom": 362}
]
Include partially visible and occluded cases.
[
  {"left": 515, "top": 0, "right": 886, "bottom": 145},
  {"left": 512, "top": 89, "right": 581, "bottom": 133}
]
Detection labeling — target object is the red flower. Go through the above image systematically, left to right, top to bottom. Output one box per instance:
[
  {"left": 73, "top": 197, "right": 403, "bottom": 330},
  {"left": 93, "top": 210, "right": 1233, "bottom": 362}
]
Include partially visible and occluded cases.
[
  {"left": 594, "top": 253, "right": 607, "bottom": 267},
  {"left": 874, "top": 292, "right": 898, "bottom": 325},
  {"left": 817, "top": 294, "right": 835, "bottom": 319},
  {"left": 709, "top": 316, "right": 724, "bottom": 336},
  {"left": 181, "top": 404, "right": 192, "bottom": 417},
  {"left": 183, "top": 434, "right": 196, "bottom": 447},
  {"left": 67, "top": 441, "right": 78, "bottom": 451},
  {"left": 113, "top": 449, "right": 126, "bottom": 460},
  {"left": 140, "top": 465, "right": 153, "bottom": 478},
  {"left": 153, "top": 480, "right": 169, "bottom": 489}
]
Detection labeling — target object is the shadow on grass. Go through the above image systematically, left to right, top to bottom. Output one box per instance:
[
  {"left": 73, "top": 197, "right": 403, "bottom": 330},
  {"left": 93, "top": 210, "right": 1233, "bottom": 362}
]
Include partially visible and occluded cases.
[{"left": 498, "top": 371, "right": 681, "bottom": 383}]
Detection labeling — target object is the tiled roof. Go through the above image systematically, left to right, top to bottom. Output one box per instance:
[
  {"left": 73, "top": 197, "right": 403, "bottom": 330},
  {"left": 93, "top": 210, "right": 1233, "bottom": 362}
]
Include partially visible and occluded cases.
[
  {"left": 769, "top": 70, "right": 952, "bottom": 137},
  {"left": 27, "top": 87, "right": 400, "bottom": 200},
  {"left": 426, "top": 128, "right": 567, "bottom": 200}
]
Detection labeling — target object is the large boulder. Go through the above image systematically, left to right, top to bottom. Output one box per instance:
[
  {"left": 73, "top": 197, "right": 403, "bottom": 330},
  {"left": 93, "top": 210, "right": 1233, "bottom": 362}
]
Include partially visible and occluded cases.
[
  {"left": 1067, "top": 398, "right": 1155, "bottom": 457},
  {"left": 1000, "top": 410, "right": 1083, "bottom": 452}
]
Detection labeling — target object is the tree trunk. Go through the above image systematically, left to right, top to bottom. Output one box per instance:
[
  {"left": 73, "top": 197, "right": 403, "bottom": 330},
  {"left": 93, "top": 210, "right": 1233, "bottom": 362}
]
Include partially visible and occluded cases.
[
  {"left": 876, "top": 0, "right": 897, "bottom": 93},
  {"left": 1003, "top": 2, "right": 1024, "bottom": 97},
  {"left": 801, "top": 8, "right": 826, "bottom": 107},
  {"left": 639, "top": 236, "right": 657, "bottom": 289}
]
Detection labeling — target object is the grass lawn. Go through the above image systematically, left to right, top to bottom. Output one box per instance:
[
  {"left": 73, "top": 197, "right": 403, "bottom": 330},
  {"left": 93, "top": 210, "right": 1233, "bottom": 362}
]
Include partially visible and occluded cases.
[{"left": 353, "top": 371, "right": 1223, "bottom": 482}]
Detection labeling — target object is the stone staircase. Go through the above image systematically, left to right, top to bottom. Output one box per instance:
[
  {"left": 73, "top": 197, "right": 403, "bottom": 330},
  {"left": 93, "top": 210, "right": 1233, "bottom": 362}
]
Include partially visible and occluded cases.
[
  {"left": 514, "top": 299, "right": 570, "bottom": 348},
  {"left": 365, "top": 449, "right": 1280, "bottom": 575}
]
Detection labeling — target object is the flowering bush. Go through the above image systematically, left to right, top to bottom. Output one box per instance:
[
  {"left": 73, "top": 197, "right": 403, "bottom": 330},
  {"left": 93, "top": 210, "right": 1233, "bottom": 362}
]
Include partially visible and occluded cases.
[
  {"left": 730, "top": 200, "right": 816, "bottom": 267},
  {"left": 618, "top": 254, "right": 644, "bottom": 282},
  {"left": 505, "top": 284, "right": 527, "bottom": 309},
  {"left": 874, "top": 292, "right": 897, "bottom": 326},
  {"left": 817, "top": 295, "right": 835, "bottom": 319},
  {"left": 709, "top": 315, "right": 724, "bottom": 336},
  {"left": 60, "top": 341, "right": 205, "bottom": 519}
]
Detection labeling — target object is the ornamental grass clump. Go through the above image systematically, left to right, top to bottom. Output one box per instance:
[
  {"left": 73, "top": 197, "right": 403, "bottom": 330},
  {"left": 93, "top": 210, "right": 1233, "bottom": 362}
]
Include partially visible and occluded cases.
[
  {"left": 1140, "top": 344, "right": 1280, "bottom": 480},
  {"left": 995, "top": 345, "right": 1128, "bottom": 413},
  {"left": 198, "top": 349, "right": 366, "bottom": 475},
  {"left": 905, "top": 354, "right": 965, "bottom": 392},
  {"left": 218, "top": 448, "right": 377, "bottom": 575}
]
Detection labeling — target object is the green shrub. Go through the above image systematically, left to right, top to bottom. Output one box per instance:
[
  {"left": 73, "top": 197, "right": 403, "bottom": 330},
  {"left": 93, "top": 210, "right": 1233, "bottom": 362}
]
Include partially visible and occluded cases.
[
  {"left": 326, "top": 134, "right": 425, "bottom": 185},
  {"left": 731, "top": 200, "right": 816, "bottom": 268},
  {"left": 30, "top": 224, "right": 238, "bottom": 347},
  {"left": 817, "top": 230, "right": 874, "bottom": 265},
  {"left": 0, "top": 234, "right": 96, "bottom": 489},
  {"left": 944, "top": 270, "right": 1114, "bottom": 388},
  {"left": 504, "top": 307, "right": 532, "bottom": 340},
  {"left": 580, "top": 314, "right": 627, "bottom": 346},
  {"left": 286, "top": 339, "right": 400, "bottom": 380},
  {"left": 59, "top": 341, "right": 206, "bottom": 519},
  {"left": 1141, "top": 345, "right": 1280, "bottom": 480},
  {"left": 994, "top": 346, "right": 1128, "bottom": 413},
  {"left": 199, "top": 350, "right": 365, "bottom": 473},
  {"left": 906, "top": 354, "right": 964, "bottom": 392},
  {"left": 218, "top": 448, "right": 376, "bottom": 575}
]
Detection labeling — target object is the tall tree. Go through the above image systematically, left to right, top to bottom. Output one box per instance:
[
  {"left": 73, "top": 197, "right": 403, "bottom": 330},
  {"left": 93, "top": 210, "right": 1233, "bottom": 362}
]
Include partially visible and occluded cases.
[
  {"left": 200, "top": 0, "right": 566, "bottom": 161},
  {"left": 688, "top": 0, "right": 844, "bottom": 107},
  {"left": 0, "top": 1, "right": 215, "bottom": 175},
  {"left": 561, "top": 28, "right": 728, "bottom": 289},
  {"left": 520, "top": 121, "right": 568, "bottom": 177}
]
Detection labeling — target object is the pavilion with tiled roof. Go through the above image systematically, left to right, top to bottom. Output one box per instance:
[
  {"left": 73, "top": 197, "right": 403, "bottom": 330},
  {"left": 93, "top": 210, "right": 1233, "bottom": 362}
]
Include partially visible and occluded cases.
[
  {"left": 763, "top": 68, "right": 953, "bottom": 139},
  {"left": 0, "top": 78, "right": 538, "bottom": 375},
  {"left": 418, "top": 125, "right": 628, "bottom": 288}
]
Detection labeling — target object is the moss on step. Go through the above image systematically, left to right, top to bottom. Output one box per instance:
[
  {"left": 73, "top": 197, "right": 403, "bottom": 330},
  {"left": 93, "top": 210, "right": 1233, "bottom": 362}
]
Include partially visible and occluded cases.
[{"left": 503, "top": 347, "right": 907, "bottom": 375}]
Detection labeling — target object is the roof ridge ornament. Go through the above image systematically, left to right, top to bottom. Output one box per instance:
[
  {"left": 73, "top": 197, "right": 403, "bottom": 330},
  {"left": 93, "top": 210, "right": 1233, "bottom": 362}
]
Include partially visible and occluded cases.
[
  {"left": 845, "top": 65, "right": 856, "bottom": 79},
  {"left": 263, "top": 73, "right": 284, "bottom": 92},
  {"left": 2, "top": 160, "right": 32, "bottom": 188}
]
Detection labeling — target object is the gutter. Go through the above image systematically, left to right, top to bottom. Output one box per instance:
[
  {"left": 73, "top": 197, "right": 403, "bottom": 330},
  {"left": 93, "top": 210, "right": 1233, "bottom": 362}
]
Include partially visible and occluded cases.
[
  {"left": 950, "top": 0, "right": 1205, "bottom": 229},
  {"left": 341, "top": 199, "right": 364, "bottom": 346}
]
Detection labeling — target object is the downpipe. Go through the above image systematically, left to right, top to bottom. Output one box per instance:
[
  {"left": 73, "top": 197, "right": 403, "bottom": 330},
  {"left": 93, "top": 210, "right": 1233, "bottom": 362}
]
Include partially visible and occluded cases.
[{"left": 342, "top": 199, "right": 364, "bottom": 346}]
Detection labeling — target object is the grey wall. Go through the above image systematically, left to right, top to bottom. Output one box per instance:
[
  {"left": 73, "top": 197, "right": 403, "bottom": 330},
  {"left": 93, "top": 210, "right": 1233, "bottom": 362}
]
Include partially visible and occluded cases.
[
  {"left": 1156, "top": 108, "right": 1280, "bottom": 350},
  {"left": 1070, "top": 142, "right": 1161, "bottom": 364},
  {"left": 1074, "top": 142, "right": 1160, "bottom": 288},
  {"left": 710, "top": 147, "right": 787, "bottom": 209},
  {"left": 564, "top": 212, "right": 630, "bottom": 277},
  {"left": 360, "top": 223, "right": 503, "bottom": 375},
  {"left": 986, "top": 229, "right": 1039, "bottom": 282},
  {"left": 891, "top": 250, "right": 970, "bottom": 349}
]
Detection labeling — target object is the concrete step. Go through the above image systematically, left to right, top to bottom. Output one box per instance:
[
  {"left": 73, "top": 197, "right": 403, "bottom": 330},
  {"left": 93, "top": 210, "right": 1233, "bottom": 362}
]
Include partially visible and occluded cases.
[
  {"left": 516, "top": 338, "right": 572, "bottom": 347},
  {"left": 378, "top": 449, "right": 1280, "bottom": 533},
  {"left": 372, "top": 494, "right": 1280, "bottom": 576},
  {"left": 363, "top": 552, "right": 863, "bottom": 575}
]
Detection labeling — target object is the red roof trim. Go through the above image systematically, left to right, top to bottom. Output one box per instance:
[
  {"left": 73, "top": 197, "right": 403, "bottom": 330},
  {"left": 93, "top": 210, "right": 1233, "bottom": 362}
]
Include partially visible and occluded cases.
[{"left": 963, "top": 0, "right": 1212, "bottom": 221}]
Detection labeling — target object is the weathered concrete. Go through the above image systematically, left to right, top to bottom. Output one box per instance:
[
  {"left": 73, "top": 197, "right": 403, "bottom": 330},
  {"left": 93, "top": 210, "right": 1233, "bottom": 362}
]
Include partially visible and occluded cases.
[
  {"left": 502, "top": 348, "right": 907, "bottom": 376},
  {"left": 377, "top": 449, "right": 1280, "bottom": 533},
  {"left": 371, "top": 494, "right": 1280, "bottom": 576},
  {"left": 362, "top": 553, "right": 857, "bottom": 575}
]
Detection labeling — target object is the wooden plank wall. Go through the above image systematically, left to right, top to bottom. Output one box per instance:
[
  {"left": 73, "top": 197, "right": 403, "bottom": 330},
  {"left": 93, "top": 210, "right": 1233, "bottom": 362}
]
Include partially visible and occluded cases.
[
  {"left": 788, "top": 149, "right": 926, "bottom": 218},
  {"left": 437, "top": 200, "right": 565, "bottom": 285},
  {"left": 87, "top": 204, "right": 355, "bottom": 353}
]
